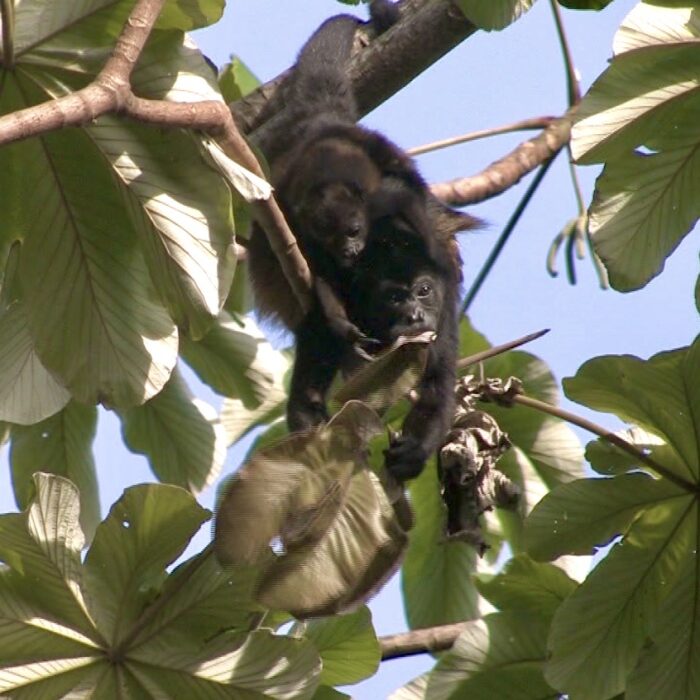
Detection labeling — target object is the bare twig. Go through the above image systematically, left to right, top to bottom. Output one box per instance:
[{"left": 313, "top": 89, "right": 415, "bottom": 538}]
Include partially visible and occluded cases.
[
  {"left": 430, "top": 110, "right": 573, "bottom": 208},
  {"left": 408, "top": 116, "right": 555, "bottom": 157},
  {"left": 457, "top": 329, "right": 550, "bottom": 371},
  {"left": 380, "top": 622, "right": 468, "bottom": 660}
]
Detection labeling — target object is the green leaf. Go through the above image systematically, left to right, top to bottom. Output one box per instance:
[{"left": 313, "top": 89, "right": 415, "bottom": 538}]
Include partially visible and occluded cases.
[
  {"left": 456, "top": 0, "right": 535, "bottom": 30},
  {"left": 557, "top": 0, "right": 613, "bottom": 9},
  {"left": 613, "top": 3, "right": 700, "bottom": 55},
  {"left": 572, "top": 7, "right": 700, "bottom": 164},
  {"left": 219, "top": 56, "right": 261, "bottom": 103},
  {"left": 13, "top": 119, "right": 178, "bottom": 408},
  {"left": 587, "top": 120, "right": 700, "bottom": 291},
  {"left": 0, "top": 300, "right": 70, "bottom": 424},
  {"left": 181, "top": 312, "right": 288, "bottom": 407},
  {"left": 332, "top": 334, "right": 431, "bottom": 415},
  {"left": 564, "top": 342, "right": 700, "bottom": 483},
  {"left": 120, "top": 367, "right": 226, "bottom": 492},
  {"left": 10, "top": 402, "right": 100, "bottom": 540},
  {"left": 215, "top": 402, "right": 411, "bottom": 618},
  {"left": 585, "top": 426, "right": 679, "bottom": 476},
  {"left": 402, "top": 464, "right": 482, "bottom": 628},
  {"left": 525, "top": 473, "right": 684, "bottom": 560},
  {"left": 0, "top": 474, "right": 97, "bottom": 640},
  {"left": 83, "top": 484, "right": 211, "bottom": 643},
  {"left": 546, "top": 498, "right": 696, "bottom": 700},
  {"left": 626, "top": 554, "right": 700, "bottom": 699},
  {"left": 476, "top": 555, "right": 577, "bottom": 617},
  {"left": 299, "top": 606, "right": 380, "bottom": 686},
  {"left": 425, "top": 612, "right": 554, "bottom": 700},
  {"left": 128, "top": 630, "right": 321, "bottom": 699}
]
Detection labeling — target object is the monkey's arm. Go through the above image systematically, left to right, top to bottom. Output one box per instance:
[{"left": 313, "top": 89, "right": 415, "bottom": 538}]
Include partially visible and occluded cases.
[
  {"left": 315, "top": 277, "right": 380, "bottom": 359},
  {"left": 384, "top": 310, "right": 458, "bottom": 481}
]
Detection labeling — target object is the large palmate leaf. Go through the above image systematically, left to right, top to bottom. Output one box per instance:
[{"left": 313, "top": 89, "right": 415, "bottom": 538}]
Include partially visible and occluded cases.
[
  {"left": 0, "top": 0, "right": 242, "bottom": 411},
  {"left": 571, "top": 3, "right": 700, "bottom": 291},
  {"left": 526, "top": 336, "right": 700, "bottom": 699},
  {"left": 0, "top": 474, "right": 321, "bottom": 698}
]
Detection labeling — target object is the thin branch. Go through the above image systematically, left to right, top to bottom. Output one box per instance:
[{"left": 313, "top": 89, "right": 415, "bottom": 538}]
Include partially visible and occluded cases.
[
  {"left": 1, "top": 0, "right": 15, "bottom": 69},
  {"left": 549, "top": 0, "right": 580, "bottom": 107},
  {"left": 429, "top": 110, "right": 573, "bottom": 208},
  {"left": 407, "top": 116, "right": 555, "bottom": 157},
  {"left": 461, "top": 155, "right": 558, "bottom": 314},
  {"left": 457, "top": 329, "right": 550, "bottom": 371},
  {"left": 512, "top": 394, "right": 697, "bottom": 493},
  {"left": 380, "top": 622, "right": 468, "bottom": 660}
]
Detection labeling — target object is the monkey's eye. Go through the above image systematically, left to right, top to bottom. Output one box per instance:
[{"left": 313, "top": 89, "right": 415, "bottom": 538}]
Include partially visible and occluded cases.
[{"left": 417, "top": 283, "right": 432, "bottom": 297}]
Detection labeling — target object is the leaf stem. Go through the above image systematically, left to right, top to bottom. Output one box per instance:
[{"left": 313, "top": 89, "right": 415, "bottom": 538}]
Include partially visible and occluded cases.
[
  {"left": 0, "top": 0, "right": 14, "bottom": 69},
  {"left": 548, "top": 0, "right": 580, "bottom": 106},
  {"left": 512, "top": 394, "right": 696, "bottom": 492}
]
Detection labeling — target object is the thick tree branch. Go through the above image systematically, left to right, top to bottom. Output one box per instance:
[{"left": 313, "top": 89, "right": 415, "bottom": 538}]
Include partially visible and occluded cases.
[
  {"left": 232, "top": 0, "right": 478, "bottom": 137},
  {"left": 379, "top": 622, "right": 467, "bottom": 660}
]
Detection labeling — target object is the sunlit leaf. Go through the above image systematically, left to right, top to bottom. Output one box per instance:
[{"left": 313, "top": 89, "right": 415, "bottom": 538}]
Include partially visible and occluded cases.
[
  {"left": 219, "top": 56, "right": 261, "bottom": 103},
  {"left": 0, "top": 300, "right": 70, "bottom": 424},
  {"left": 181, "top": 312, "right": 288, "bottom": 408},
  {"left": 83, "top": 485, "right": 211, "bottom": 643}
]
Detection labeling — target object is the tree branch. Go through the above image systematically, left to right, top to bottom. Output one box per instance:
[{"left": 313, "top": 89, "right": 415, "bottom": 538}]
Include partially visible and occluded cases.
[
  {"left": 0, "top": 0, "right": 312, "bottom": 315},
  {"left": 232, "top": 0, "right": 478, "bottom": 137},
  {"left": 430, "top": 110, "right": 574, "bottom": 208},
  {"left": 379, "top": 622, "right": 467, "bottom": 660}
]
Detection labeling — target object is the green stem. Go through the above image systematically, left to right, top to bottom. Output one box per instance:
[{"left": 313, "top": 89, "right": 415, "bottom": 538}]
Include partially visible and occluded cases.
[
  {"left": 1, "top": 0, "right": 15, "bottom": 69},
  {"left": 549, "top": 0, "right": 580, "bottom": 106},
  {"left": 461, "top": 155, "right": 558, "bottom": 314},
  {"left": 513, "top": 394, "right": 696, "bottom": 492}
]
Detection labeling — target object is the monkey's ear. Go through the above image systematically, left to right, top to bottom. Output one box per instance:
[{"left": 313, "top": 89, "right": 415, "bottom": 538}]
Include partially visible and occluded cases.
[{"left": 427, "top": 196, "right": 484, "bottom": 239}]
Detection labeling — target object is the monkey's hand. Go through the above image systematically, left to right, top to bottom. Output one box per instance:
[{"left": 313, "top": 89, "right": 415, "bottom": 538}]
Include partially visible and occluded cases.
[
  {"left": 325, "top": 315, "right": 381, "bottom": 360},
  {"left": 385, "top": 434, "right": 429, "bottom": 481}
]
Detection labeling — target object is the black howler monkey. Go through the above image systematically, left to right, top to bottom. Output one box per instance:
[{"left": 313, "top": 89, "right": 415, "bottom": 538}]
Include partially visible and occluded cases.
[
  {"left": 247, "top": 1, "right": 480, "bottom": 479},
  {"left": 348, "top": 178, "right": 472, "bottom": 481}
]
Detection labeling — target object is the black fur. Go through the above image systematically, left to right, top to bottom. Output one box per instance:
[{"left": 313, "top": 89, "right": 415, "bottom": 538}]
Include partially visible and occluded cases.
[{"left": 247, "top": 1, "right": 481, "bottom": 478}]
